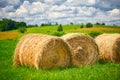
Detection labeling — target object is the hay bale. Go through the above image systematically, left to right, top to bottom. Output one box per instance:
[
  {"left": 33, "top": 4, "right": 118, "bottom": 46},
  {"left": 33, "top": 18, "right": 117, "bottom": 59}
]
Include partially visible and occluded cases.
[
  {"left": 61, "top": 33, "right": 99, "bottom": 66},
  {"left": 14, "top": 34, "right": 71, "bottom": 69},
  {"left": 95, "top": 34, "right": 120, "bottom": 63}
]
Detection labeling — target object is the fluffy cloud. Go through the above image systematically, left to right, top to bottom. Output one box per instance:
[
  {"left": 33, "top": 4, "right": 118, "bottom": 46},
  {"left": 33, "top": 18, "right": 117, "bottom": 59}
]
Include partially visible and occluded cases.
[
  {"left": 0, "top": 0, "right": 120, "bottom": 25},
  {"left": 88, "top": 0, "right": 96, "bottom": 4},
  {"left": 7, "top": 1, "right": 49, "bottom": 21},
  {"left": 109, "top": 8, "right": 120, "bottom": 16}
]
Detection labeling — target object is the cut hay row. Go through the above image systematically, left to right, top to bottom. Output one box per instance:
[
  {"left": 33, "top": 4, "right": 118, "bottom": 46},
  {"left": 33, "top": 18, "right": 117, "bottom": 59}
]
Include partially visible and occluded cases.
[
  {"left": 61, "top": 33, "right": 99, "bottom": 66},
  {"left": 14, "top": 34, "right": 71, "bottom": 70},
  {"left": 95, "top": 34, "right": 120, "bottom": 63}
]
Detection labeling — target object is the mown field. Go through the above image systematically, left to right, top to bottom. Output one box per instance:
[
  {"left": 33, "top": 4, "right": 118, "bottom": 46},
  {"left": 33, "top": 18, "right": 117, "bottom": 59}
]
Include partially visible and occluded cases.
[{"left": 0, "top": 25, "right": 120, "bottom": 80}]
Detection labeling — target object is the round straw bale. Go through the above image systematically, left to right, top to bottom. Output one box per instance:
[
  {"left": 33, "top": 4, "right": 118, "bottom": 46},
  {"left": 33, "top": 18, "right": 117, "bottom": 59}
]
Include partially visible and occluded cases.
[
  {"left": 61, "top": 33, "right": 99, "bottom": 66},
  {"left": 14, "top": 34, "right": 71, "bottom": 69},
  {"left": 95, "top": 34, "right": 120, "bottom": 63}
]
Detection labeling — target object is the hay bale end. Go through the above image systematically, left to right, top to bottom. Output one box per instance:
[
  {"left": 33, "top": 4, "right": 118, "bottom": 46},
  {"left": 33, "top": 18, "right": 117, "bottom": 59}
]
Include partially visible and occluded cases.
[
  {"left": 61, "top": 33, "right": 99, "bottom": 66},
  {"left": 14, "top": 34, "right": 71, "bottom": 69},
  {"left": 95, "top": 34, "right": 120, "bottom": 63}
]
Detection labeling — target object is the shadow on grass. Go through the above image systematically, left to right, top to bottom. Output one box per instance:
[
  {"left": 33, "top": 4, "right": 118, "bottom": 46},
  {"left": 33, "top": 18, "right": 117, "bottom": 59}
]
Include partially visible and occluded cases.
[
  {"left": 98, "top": 59, "right": 114, "bottom": 65},
  {"left": 13, "top": 60, "right": 115, "bottom": 72},
  {"left": 14, "top": 64, "right": 81, "bottom": 72}
]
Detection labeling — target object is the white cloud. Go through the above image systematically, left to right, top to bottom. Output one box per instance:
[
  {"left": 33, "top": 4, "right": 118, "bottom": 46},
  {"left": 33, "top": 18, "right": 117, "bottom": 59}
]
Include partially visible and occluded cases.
[
  {"left": 0, "top": 0, "right": 120, "bottom": 25},
  {"left": 88, "top": 0, "right": 96, "bottom": 4},
  {"left": 8, "top": 1, "right": 49, "bottom": 18},
  {"left": 30, "top": 1, "right": 49, "bottom": 14},
  {"left": 16, "top": 5, "right": 28, "bottom": 15},
  {"left": 50, "top": 5, "right": 70, "bottom": 12},
  {"left": 77, "top": 6, "right": 99, "bottom": 17},
  {"left": 109, "top": 8, "right": 120, "bottom": 16},
  {"left": 48, "top": 12, "right": 67, "bottom": 19}
]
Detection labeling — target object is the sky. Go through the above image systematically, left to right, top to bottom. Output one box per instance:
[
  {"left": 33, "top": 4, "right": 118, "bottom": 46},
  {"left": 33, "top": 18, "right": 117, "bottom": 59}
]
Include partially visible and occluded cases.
[{"left": 0, "top": 0, "right": 120, "bottom": 25}]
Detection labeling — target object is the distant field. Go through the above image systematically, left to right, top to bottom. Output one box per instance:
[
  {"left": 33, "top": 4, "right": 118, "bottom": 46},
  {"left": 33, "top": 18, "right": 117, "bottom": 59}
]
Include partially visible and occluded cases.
[
  {"left": 0, "top": 25, "right": 120, "bottom": 80},
  {"left": 0, "top": 25, "right": 120, "bottom": 40},
  {"left": 26, "top": 25, "right": 120, "bottom": 34},
  {"left": 69, "top": 27, "right": 120, "bottom": 33},
  {"left": 0, "top": 32, "right": 18, "bottom": 40}
]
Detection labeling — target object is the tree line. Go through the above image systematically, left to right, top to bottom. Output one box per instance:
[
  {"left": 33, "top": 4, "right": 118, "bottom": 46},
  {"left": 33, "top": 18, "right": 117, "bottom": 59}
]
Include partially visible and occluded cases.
[
  {"left": 0, "top": 18, "right": 27, "bottom": 31},
  {"left": 0, "top": 18, "right": 107, "bottom": 32}
]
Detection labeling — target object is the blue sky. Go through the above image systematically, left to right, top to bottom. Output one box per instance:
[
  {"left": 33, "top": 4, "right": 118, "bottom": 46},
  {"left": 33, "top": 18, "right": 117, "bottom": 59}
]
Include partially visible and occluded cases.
[{"left": 0, "top": 0, "right": 120, "bottom": 25}]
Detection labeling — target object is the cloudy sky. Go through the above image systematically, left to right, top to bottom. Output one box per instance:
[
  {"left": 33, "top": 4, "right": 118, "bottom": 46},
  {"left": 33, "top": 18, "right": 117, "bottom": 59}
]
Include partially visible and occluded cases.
[{"left": 0, "top": 0, "right": 120, "bottom": 25}]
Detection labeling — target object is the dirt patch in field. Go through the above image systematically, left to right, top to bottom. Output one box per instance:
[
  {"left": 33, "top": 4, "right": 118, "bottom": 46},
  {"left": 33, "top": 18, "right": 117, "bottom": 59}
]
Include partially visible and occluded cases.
[
  {"left": 68, "top": 27, "right": 120, "bottom": 33},
  {"left": 80, "top": 27, "right": 120, "bottom": 31},
  {"left": 0, "top": 32, "right": 18, "bottom": 40}
]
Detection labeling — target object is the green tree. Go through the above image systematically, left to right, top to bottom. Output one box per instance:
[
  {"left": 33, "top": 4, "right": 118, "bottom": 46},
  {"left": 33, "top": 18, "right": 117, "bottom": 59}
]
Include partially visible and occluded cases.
[
  {"left": 0, "top": 18, "right": 27, "bottom": 31},
  {"left": 55, "top": 22, "right": 58, "bottom": 25},
  {"left": 70, "top": 22, "right": 73, "bottom": 25},
  {"left": 96, "top": 22, "right": 100, "bottom": 25},
  {"left": 80, "top": 23, "right": 84, "bottom": 28},
  {"left": 86, "top": 23, "right": 93, "bottom": 28},
  {"left": 102, "top": 23, "right": 105, "bottom": 25},
  {"left": 28, "top": 24, "right": 38, "bottom": 27},
  {"left": 57, "top": 24, "right": 63, "bottom": 32},
  {"left": 18, "top": 26, "right": 27, "bottom": 33}
]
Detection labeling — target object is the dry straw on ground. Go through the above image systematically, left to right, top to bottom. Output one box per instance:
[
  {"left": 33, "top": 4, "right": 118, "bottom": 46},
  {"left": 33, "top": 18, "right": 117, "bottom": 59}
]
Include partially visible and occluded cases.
[
  {"left": 61, "top": 33, "right": 99, "bottom": 66},
  {"left": 14, "top": 34, "right": 71, "bottom": 69},
  {"left": 95, "top": 34, "right": 120, "bottom": 63}
]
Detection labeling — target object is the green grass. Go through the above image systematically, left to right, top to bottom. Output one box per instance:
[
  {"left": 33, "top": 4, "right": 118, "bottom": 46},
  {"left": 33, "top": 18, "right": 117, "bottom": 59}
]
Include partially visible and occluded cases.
[
  {"left": 0, "top": 25, "right": 120, "bottom": 80},
  {"left": 23, "top": 25, "right": 120, "bottom": 38},
  {"left": 26, "top": 25, "right": 120, "bottom": 35},
  {"left": 0, "top": 40, "right": 120, "bottom": 80}
]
